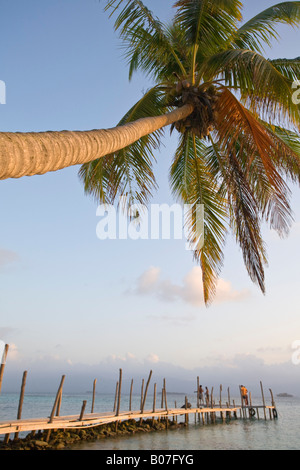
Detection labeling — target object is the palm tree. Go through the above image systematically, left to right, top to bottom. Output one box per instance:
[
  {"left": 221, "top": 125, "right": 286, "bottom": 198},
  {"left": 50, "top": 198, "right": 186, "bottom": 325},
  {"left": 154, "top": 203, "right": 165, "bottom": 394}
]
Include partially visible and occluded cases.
[{"left": 1, "top": 0, "right": 300, "bottom": 304}]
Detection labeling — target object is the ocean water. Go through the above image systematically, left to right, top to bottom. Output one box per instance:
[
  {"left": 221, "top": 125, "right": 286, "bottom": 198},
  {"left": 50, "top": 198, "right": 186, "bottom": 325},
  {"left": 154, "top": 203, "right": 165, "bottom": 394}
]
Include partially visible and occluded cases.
[{"left": 0, "top": 392, "right": 299, "bottom": 450}]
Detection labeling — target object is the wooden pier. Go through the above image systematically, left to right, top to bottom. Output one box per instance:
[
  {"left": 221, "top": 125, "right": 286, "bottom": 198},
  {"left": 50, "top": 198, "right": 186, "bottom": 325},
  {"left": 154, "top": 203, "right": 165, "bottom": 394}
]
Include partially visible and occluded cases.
[{"left": 0, "top": 345, "right": 278, "bottom": 443}]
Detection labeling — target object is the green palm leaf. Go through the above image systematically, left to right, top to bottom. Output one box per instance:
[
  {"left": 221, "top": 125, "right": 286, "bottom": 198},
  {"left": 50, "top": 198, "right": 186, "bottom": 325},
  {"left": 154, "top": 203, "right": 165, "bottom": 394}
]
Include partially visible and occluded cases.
[
  {"left": 105, "top": 0, "right": 187, "bottom": 80},
  {"left": 234, "top": 1, "right": 300, "bottom": 52},
  {"left": 201, "top": 49, "right": 299, "bottom": 127},
  {"left": 270, "top": 57, "right": 300, "bottom": 81},
  {"left": 79, "top": 85, "right": 166, "bottom": 206},
  {"left": 215, "top": 87, "right": 294, "bottom": 237},
  {"left": 170, "top": 132, "right": 228, "bottom": 304}
]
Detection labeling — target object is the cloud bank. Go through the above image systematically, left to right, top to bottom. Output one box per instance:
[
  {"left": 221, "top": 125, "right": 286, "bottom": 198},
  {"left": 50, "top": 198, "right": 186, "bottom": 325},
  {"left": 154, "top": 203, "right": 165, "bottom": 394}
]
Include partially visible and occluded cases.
[
  {"left": 131, "top": 266, "right": 250, "bottom": 306},
  {"left": 2, "top": 346, "right": 299, "bottom": 397}
]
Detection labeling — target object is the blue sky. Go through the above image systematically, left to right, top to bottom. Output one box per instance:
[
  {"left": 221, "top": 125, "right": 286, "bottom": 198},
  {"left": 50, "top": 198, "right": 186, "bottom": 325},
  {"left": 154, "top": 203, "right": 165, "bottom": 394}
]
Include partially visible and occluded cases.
[{"left": 0, "top": 0, "right": 300, "bottom": 394}]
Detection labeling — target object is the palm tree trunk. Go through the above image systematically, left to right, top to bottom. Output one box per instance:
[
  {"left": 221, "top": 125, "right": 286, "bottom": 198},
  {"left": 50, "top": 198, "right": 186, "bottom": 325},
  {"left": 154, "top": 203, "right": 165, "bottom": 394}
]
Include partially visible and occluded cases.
[{"left": 0, "top": 104, "right": 194, "bottom": 180}]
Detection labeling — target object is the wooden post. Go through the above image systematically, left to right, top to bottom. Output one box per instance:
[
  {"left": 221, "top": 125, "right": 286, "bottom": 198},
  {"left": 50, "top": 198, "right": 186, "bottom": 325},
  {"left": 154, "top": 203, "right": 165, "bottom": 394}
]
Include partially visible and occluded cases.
[
  {"left": 0, "top": 344, "right": 9, "bottom": 395},
  {"left": 116, "top": 369, "right": 122, "bottom": 417},
  {"left": 141, "top": 370, "right": 152, "bottom": 414},
  {"left": 14, "top": 371, "right": 28, "bottom": 440},
  {"left": 46, "top": 375, "right": 65, "bottom": 442},
  {"left": 49, "top": 375, "right": 65, "bottom": 423},
  {"left": 197, "top": 377, "right": 200, "bottom": 408},
  {"left": 91, "top": 379, "right": 97, "bottom": 413},
  {"left": 129, "top": 379, "right": 133, "bottom": 412},
  {"left": 140, "top": 379, "right": 144, "bottom": 411},
  {"left": 164, "top": 379, "right": 168, "bottom": 412},
  {"left": 113, "top": 381, "right": 119, "bottom": 413},
  {"left": 260, "top": 381, "right": 267, "bottom": 420},
  {"left": 152, "top": 383, "right": 157, "bottom": 426},
  {"left": 153, "top": 383, "right": 157, "bottom": 413},
  {"left": 219, "top": 385, "right": 223, "bottom": 420},
  {"left": 210, "top": 387, "right": 214, "bottom": 409},
  {"left": 227, "top": 387, "right": 231, "bottom": 407},
  {"left": 269, "top": 388, "right": 277, "bottom": 419},
  {"left": 56, "top": 391, "right": 62, "bottom": 417},
  {"left": 185, "top": 396, "right": 189, "bottom": 424},
  {"left": 79, "top": 400, "right": 87, "bottom": 421}
]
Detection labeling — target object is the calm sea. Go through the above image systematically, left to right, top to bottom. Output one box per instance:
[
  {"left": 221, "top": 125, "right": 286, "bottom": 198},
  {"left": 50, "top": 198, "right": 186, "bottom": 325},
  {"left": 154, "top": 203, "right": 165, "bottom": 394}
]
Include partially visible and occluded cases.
[{"left": 0, "top": 392, "right": 299, "bottom": 450}]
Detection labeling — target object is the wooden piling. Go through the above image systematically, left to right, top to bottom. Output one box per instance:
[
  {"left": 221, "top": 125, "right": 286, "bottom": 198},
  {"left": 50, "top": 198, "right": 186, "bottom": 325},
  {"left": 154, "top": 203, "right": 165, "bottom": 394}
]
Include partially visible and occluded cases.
[
  {"left": 0, "top": 344, "right": 9, "bottom": 395},
  {"left": 116, "top": 369, "right": 122, "bottom": 417},
  {"left": 141, "top": 370, "right": 152, "bottom": 414},
  {"left": 14, "top": 371, "right": 28, "bottom": 440},
  {"left": 46, "top": 375, "right": 65, "bottom": 442},
  {"left": 49, "top": 375, "right": 65, "bottom": 423},
  {"left": 91, "top": 379, "right": 97, "bottom": 414},
  {"left": 129, "top": 379, "right": 133, "bottom": 412},
  {"left": 140, "top": 379, "right": 144, "bottom": 411},
  {"left": 164, "top": 379, "right": 168, "bottom": 412},
  {"left": 113, "top": 381, "right": 119, "bottom": 413},
  {"left": 260, "top": 381, "right": 267, "bottom": 420},
  {"left": 152, "top": 383, "right": 157, "bottom": 426},
  {"left": 153, "top": 383, "right": 157, "bottom": 413},
  {"left": 56, "top": 391, "right": 62, "bottom": 417},
  {"left": 185, "top": 396, "right": 189, "bottom": 424},
  {"left": 79, "top": 400, "right": 87, "bottom": 421}
]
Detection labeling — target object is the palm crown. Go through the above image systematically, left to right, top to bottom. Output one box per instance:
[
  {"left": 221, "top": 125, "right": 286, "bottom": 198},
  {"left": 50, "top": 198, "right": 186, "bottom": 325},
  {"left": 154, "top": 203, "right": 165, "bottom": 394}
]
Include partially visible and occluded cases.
[{"left": 80, "top": 0, "right": 300, "bottom": 305}]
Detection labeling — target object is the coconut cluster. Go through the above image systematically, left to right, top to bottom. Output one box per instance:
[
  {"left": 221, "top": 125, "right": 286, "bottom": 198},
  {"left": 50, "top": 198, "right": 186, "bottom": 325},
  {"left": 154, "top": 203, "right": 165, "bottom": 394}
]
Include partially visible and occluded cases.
[{"left": 169, "top": 81, "right": 219, "bottom": 139}]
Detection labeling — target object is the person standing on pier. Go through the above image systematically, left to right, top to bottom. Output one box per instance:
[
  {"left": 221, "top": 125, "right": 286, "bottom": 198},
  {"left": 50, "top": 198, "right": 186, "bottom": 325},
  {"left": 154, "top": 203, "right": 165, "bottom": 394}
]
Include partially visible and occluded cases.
[
  {"left": 199, "top": 385, "right": 204, "bottom": 405},
  {"left": 241, "top": 385, "right": 249, "bottom": 406}
]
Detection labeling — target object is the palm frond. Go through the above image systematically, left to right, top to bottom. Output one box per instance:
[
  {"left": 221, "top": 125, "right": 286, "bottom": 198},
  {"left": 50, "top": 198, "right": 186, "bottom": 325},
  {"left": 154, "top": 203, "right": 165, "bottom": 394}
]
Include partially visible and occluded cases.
[
  {"left": 105, "top": 0, "right": 187, "bottom": 80},
  {"left": 174, "top": 0, "right": 243, "bottom": 58},
  {"left": 233, "top": 1, "right": 300, "bottom": 52},
  {"left": 201, "top": 49, "right": 299, "bottom": 127},
  {"left": 270, "top": 56, "right": 300, "bottom": 81},
  {"left": 79, "top": 85, "right": 166, "bottom": 207},
  {"left": 215, "top": 88, "right": 294, "bottom": 238},
  {"left": 259, "top": 120, "right": 300, "bottom": 184},
  {"left": 170, "top": 132, "right": 228, "bottom": 305}
]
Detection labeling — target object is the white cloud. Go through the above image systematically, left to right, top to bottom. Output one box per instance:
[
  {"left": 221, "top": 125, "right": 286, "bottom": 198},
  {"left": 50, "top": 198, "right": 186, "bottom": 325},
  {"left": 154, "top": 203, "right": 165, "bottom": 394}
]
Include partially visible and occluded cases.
[
  {"left": 132, "top": 266, "right": 250, "bottom": 307},
  {"left": 135, "top": 266, "right": 161, "bottom": 294},
  {"left": 6, "top": 343, "right": 19, "bottom": 361},
  {"left": 146, "top": 353, "right": 160, "bottom": 364}
]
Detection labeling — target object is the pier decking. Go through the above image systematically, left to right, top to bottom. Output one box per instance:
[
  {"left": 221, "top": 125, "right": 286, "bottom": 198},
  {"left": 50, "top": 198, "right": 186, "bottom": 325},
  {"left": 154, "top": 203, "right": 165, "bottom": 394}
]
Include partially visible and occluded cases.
[{"left": 0, "top": 403, "right": 277, "bottom": 438}]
